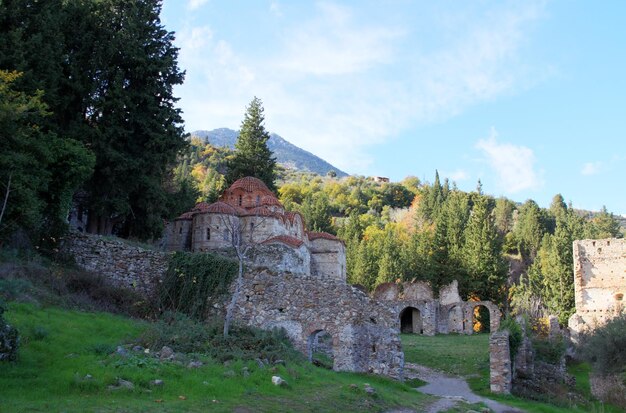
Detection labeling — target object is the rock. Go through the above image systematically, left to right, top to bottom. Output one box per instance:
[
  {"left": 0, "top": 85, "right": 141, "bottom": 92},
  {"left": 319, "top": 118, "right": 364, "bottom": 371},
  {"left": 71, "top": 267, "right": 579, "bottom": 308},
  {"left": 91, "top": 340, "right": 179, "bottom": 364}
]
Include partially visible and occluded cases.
[
  {"left": 132, "top": 345, "right": 144, "bottom": 352},
  {"left": 115, "top": 346, "right": 129, "bottom": 357},
  {"left": 159, "top": 346, "right": 174, "bottom": 360},
  {"left": 255, "top": 358, "right": 265, "bottom": 368},
  {"left": 273, "top": 359, "right": 285, "bottom": 366},
  {"left": 187, "top": 361, "right": 203, "bottom": 369},
  {"left": 241, "top": 367, "right": 250, "bottom": 378},
  {"left": 223, "top": 370, "right": 236, "bottom": 378},
  {"left": 84, "top": 374, "right": 93, "bottom": 380},
  {"left": 271, "top": 375, "right": 287, "bottom": 386},
  {"left": 108, "top": 378, "right": 134, "bottom": 391},
  {"left": 117, "top": 379, "right": 134, "bottom": 389},
  {"left": 150, "top": 379, "right": 164, "bottom": 386},
  {"left": 364, "top": 384, "right": 376, "bottom": 395}
]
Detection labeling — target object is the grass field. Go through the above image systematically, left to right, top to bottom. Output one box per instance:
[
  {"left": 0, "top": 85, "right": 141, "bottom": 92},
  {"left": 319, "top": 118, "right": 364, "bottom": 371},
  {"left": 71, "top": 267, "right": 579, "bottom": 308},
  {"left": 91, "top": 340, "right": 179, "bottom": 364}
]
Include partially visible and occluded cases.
[
  {"left": 0, "top": 303, "right": 432, "bottom": 413},
  {"left": 401, "top": 333, "right": 624, "bottom": 413}
]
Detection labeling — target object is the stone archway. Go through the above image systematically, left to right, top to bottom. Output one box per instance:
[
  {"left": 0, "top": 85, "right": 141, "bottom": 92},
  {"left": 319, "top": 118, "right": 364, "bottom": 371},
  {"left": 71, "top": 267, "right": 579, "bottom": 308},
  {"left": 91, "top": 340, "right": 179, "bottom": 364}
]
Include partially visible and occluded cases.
[
  {"left": 447, "top": 304, "right": 464, "bottom": 333},
  {"left": 399, "top": 306, "right": 423, "bottom": 334},
  {"left": 308, "top": 329, "right": 334, "bottom": 368}
]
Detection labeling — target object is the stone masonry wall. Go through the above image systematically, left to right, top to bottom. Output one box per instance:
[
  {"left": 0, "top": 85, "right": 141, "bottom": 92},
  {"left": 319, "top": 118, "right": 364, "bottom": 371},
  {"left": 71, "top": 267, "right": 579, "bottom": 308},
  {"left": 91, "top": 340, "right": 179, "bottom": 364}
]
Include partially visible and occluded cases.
[
  {"left": 66, "top": 232, "right": 169, "bottom": 296},
  {"left": 569, "top": 238, "right": 626, "bottom": 339},
  {"left": 234, "top": 269, "right": 404, "bottom": 378},
  {"left": 490, "top": 331, "right": 512, "bottom": 394}
]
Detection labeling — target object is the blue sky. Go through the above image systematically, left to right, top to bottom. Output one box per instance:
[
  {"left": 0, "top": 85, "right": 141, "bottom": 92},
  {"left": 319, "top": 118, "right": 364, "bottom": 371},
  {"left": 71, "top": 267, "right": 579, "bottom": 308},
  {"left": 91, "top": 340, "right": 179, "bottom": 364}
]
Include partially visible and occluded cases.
[{"left": 161, "top": 0, "right": 626, "bottom": 215}]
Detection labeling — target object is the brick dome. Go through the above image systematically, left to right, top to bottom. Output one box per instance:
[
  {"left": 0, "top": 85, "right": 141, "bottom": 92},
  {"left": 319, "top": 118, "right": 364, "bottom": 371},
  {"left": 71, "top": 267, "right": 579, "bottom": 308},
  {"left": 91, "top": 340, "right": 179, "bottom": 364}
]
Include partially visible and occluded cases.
[
  {"left": 229, "top": 177, "right": 273, "bottom": 194},
  {"left": 259, "top": 195, "right": 282, "bottom": 207},
  {"left": 203, "top": 201, "right": 240, "bottom": 215}
]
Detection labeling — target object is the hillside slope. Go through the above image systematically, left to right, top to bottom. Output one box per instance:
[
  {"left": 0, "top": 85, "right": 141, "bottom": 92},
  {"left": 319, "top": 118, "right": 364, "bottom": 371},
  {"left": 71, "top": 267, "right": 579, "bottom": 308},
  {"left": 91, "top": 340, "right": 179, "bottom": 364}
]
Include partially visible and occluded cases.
[{"left": 192, "top": 128, "right": 348, "bottom": 177}]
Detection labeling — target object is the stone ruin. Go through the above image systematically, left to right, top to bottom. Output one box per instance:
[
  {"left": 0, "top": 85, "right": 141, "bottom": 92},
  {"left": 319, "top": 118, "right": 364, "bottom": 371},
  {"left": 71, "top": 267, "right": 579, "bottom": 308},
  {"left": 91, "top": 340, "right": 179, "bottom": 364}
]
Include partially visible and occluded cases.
[
  {"left": 568, "top": 238, "right": 626, "bottom": 341},
  {"left": 234, "top": 269, "right": 404, "bottom": 378},
  {"left": 373, "top": 280, "right": 501, "bottom": 335}
]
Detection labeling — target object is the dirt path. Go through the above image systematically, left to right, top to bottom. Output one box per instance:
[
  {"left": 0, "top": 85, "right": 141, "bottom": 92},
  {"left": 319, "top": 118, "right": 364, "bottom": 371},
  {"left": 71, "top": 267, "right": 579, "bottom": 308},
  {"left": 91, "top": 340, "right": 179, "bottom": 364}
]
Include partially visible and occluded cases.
[{"left": 404, "top": 363, "right": 525, "bottom": 413}]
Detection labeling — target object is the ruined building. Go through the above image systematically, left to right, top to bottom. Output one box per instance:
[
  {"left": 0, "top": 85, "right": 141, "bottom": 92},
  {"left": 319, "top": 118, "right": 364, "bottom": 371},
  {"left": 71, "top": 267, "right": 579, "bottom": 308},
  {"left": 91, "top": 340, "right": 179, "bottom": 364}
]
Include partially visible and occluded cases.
[
  {"left": 161, "top": 176, "right": 403, "bottom": 377},
  {"left": 166, "top": 176, "right": 346, "bottom": 280},
  {"left": 568, "top": 238, "right": 626, "bottom": 340},
  {"left": 373, "top": 280, "right": 501, "bottom": 335}
]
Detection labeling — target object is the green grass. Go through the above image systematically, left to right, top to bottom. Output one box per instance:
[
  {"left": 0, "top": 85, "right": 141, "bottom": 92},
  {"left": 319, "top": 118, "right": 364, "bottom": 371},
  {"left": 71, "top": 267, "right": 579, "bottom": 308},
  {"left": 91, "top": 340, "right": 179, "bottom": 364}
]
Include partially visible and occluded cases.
[
  {"left": 0, "top": 303, "right": 431, "bottom": 412},
  {"left": 402, "top": 333, "right": 490, "bottom": 377},
  {"left": 401, "top": 334, "right": 625, "bottom": 413}
]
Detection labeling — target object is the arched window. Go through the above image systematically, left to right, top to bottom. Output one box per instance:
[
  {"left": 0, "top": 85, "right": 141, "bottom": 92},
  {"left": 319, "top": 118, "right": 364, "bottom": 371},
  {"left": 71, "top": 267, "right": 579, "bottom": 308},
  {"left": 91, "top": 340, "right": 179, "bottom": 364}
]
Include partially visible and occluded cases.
[
  {"left": 238, "top": 195, "right": 242, "bottom": 206},
  {"left": 206, "top": 227, "right": 211, "bottom": 241}
]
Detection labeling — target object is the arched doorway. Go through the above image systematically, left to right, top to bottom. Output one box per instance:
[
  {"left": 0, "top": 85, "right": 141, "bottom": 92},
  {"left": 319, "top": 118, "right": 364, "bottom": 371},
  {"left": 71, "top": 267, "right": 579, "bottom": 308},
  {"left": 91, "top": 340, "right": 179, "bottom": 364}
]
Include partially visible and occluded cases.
[
  {"left": 447, "top": 305, "right": 464, "bottom": 333},
  {"left": 472, "top": 305, "right": 491, "bottom": 333},
  {"left": 400, "top": 306, "right": 423, "bottom": 334},
  {"left": 308, "top": 330, "right": 334, "bottom": 369}
]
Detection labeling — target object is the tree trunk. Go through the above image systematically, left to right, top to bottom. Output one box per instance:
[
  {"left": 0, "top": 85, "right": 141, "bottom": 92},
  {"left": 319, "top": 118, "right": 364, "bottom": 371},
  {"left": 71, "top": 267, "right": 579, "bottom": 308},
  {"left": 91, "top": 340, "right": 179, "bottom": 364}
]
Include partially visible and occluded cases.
[{"left": 0, "top": 173, "right": 11, "bottom": 229}]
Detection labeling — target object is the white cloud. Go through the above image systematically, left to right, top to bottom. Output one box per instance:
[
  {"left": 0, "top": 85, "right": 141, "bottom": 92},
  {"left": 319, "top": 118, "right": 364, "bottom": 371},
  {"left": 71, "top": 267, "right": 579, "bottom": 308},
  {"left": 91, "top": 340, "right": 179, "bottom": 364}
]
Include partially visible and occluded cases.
[
  {"left": 187, "top": 0, "right": 209, "bottom": 11},
  {"left": 171, "top": 1, "right": 547, "bottom": 173},
  {"left": 276, "top": 3, "right": 403, "bottom": 76},
  {"left": 476, "top": 128, "right": 542, "bottom": 193},
  {"left": 581, "top": 161, "right": 602, "bottom": 176},
  {"left": 443, "top": 169, "right": 469, "bottom": 183}
]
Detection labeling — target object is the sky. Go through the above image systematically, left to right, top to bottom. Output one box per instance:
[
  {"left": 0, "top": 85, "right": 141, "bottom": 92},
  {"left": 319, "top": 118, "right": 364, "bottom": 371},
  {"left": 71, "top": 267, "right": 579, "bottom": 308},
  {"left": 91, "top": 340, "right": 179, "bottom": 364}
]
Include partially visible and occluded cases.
[{"left": 161, "top": 0, "right": 626, "bottom": 216}]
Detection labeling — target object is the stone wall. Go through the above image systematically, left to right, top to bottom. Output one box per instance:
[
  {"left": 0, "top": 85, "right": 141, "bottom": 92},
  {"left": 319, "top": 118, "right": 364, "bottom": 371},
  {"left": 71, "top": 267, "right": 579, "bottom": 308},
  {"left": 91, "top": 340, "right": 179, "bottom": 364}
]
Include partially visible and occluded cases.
[
  {"left": 66, "top": 232, "right": 169, "bottom": 296},
  {"left": 309, "top": 238, "right": 346, "bottom": 282},
  {"left": 568, "top": 238, "right": 626, "bottom": 340},
  {"left": 234, "top": 269, "right": 404, "bottom": 378},
  {"left": 373, "top": 280, "right": 501, "bottom": 336},
  {"left": 489, "top": 331, "right": 512, "bottom": 394}
]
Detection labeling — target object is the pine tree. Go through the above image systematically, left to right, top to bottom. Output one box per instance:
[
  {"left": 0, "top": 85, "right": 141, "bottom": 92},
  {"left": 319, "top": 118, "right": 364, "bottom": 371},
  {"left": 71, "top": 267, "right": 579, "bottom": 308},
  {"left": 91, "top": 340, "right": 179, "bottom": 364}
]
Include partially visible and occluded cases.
[
  {"left": 226, "top": 97, "right": 277, "bottom": 191},
  {"left": 462, "top": 196, "right": 507, "bottom": 301},
  {"left": 588, "top": 206, "right": 622, "bottom": 239}
]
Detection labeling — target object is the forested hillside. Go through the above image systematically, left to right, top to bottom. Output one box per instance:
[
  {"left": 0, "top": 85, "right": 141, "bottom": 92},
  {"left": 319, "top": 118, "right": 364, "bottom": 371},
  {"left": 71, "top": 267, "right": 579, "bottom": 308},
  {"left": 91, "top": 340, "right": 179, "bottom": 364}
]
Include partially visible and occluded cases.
[{"left": 173, "top": 131, "right": 623, "bottom": 322}]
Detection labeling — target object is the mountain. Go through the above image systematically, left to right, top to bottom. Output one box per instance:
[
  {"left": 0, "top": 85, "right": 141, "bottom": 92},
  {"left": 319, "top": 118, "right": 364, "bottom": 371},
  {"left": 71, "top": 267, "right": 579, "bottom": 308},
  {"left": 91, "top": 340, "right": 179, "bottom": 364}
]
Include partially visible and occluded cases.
[{"left": 191, "top": 128, "right": 348, "bottom": 177}]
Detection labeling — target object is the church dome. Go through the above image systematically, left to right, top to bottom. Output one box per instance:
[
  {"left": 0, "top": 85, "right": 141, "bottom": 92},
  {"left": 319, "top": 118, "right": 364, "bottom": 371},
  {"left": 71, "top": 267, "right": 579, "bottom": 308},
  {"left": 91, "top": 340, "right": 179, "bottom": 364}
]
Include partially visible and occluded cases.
[{"left": 229, "top": 176, "right": 272, "bottom": 194}]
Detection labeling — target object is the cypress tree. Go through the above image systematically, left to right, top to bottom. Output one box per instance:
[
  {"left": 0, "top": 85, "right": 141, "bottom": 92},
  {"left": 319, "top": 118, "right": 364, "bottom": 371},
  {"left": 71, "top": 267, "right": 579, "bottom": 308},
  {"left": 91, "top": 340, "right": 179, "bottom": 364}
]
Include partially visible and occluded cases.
[{"left": 226, "top": 97, "right": 277, "bottom": 191}]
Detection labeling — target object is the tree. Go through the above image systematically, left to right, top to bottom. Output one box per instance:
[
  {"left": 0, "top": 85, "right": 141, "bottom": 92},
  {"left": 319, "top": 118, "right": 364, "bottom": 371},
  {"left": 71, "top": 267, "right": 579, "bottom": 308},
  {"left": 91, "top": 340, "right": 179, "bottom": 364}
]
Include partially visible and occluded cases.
[
  {"left": 0, "top": 0, "right": 187, "bottom": 241},
  {"left": 0, "top": 70, "right": 93, "bottom": 243},
  {"left": 226, "top": 97, "right": 277, "bottom": 191},
  {"left": 462, "top": 196, "right": 507, "bottom": 301},
  {"left": 513, "top": 200, "right": 547, "bottom": 262},
  {"left": 588, "top": 206, "right": 622, "bottom": 239},
  {"left": 220, "top": 212, "right": 268, "bottom": 338}
]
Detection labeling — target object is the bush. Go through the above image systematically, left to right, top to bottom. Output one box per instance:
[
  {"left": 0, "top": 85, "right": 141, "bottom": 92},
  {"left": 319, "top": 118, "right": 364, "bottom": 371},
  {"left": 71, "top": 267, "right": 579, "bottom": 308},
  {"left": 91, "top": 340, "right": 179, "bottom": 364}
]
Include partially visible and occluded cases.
[
  {"left": 158, "top": 252, "right": 237, "bottom": 319},
  {"left": 0, "top": 300, "right": 19, "bottom": 361},
  {"left": 140, "top": 311, "right": 301, "bottom": 363},
  {"left": 579, "top": 313, "right": 626, "bottom": 375},
  {"left": 499, "top": 316, "right": 523, "bottom": 358},
  {"left": 532, "top": 336, "right": 566, "bottom": 364}
]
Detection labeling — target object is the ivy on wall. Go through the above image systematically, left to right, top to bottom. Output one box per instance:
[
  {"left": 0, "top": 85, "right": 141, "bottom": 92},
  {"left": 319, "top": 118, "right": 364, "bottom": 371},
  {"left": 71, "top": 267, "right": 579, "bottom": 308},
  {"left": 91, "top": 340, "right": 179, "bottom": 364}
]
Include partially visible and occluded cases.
[{"left": 159, "top": 252, "right": 237, "bottom": 319}]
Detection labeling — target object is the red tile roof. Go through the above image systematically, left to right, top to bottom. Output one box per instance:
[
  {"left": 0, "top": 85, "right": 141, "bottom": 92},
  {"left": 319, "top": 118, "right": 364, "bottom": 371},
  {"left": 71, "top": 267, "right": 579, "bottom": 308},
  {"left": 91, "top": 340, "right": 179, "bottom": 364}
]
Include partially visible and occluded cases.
[
  {"left": 229, "top": 176, "right": 273, "bottom": 194},
  {"left": 203, "top": 201, "right": 241, "bottom": 215},
  {"left": 175, "top": 211, "right": 194, "bottom": 220},
  {"left": 307, "top": 231, "right": 341, "bottom": 241},
  {"left": 262, "top": 235, "right": 304, "bottom": 248}
]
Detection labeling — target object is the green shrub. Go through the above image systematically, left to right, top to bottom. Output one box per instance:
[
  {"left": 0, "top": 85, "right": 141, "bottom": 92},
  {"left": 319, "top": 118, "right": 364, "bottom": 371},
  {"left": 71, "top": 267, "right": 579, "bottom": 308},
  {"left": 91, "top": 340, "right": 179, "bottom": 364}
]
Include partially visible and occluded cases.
[
  {"left": 158, "top": 251, "right": 237, "bottom": 319},
  {"left": 0, "top": 278, "right": 34, "bottom": 300},
  {"left": 140, "top": 311, "right": 301, "bottom": 363},
  {"left": 140, "top": 311, "right": 211, "bottom": 353},
  {"left": 579, "top": 313, "right": 626, "bottom": 375},
  {"left": 499, "top": 316, "right": 523, "bottom": 359},
  {"left": 532, "top": 336, "right": 566, "bottom": 364}
]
